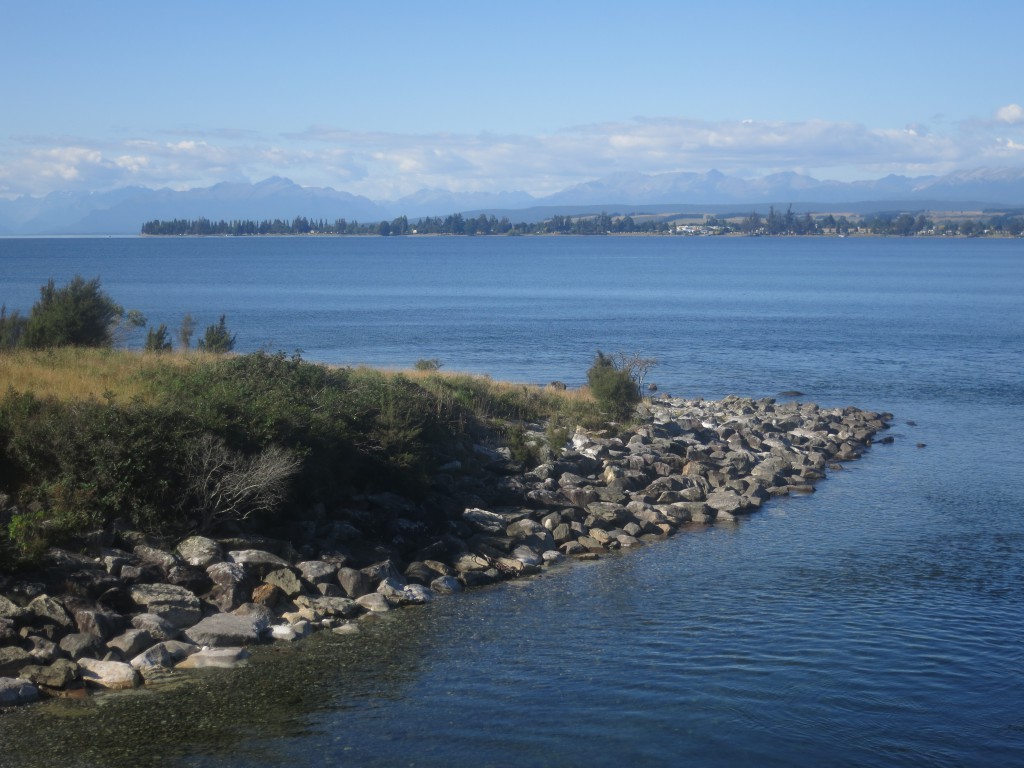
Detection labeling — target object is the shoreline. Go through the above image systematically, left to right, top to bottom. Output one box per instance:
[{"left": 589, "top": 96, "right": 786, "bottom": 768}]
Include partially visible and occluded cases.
[{"left": 1, "top": 394, "right": 891, "bottom": 708}]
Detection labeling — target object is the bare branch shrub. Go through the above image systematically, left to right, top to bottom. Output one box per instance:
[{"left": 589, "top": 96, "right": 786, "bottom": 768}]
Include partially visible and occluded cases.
[
  {"left": 615, "top": 351, "right": 659, "bottom": 394},
  {"left": 183, "top": 434, "right": 301, "bottom": 532}
]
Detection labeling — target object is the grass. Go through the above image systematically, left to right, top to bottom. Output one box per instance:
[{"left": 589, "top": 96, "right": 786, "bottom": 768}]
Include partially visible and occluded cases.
[{"left": 0, "top": 347, "right": 192, "bottom": 402}]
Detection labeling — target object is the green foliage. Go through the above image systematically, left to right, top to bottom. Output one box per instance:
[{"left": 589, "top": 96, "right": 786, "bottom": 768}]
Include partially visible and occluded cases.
[
  {"left": 20, "top": 276, "right": 124, "bottom": 349},
  {"left": 0, "top": 305, "right": 27, "bottom": 349},
  {"left": 178, "top": 313, "right": 195, "bottom": 350},
  {"left": 197, "top": 314, "right": 235, "bottom": 353},
  {"left": 144, "top": 323, "right": 173, "bottom": 352},
  {"left": 587, "top": 350, "right": 641, "bottom": 422},
  {"left": 414, "top": 358, "right": 443, "bottom": 371}
]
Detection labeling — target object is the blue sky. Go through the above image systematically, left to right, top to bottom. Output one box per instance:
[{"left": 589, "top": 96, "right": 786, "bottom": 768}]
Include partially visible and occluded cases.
[{"left": 2, "top": 1, "right": 1023, "bottom": 199}]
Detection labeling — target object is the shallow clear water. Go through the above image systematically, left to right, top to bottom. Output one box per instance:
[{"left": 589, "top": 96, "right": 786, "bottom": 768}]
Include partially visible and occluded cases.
[{"left": 0, "top": 235, "right": 1022, "bottom": 767}]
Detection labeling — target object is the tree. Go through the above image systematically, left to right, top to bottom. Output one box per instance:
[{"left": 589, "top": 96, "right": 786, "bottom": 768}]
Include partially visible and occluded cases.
[
  {"left": 21, "top": 275, "right": 124, "bottom": 349},
  {"left": 0, "top": 305, "right": 27, "bottom": 349},
  {"left": 178, "top": 313, "right": 196, "bottom": 351},
  {"left": 197, "top": 315, "right": 235, "bottom": 354},
  {"left": 144, "top": 323, "right": 173, "bottom": 352},
  {"left": 587, "top": 350, "right": 641, "bottom": 421},
  {"left": 615, "top": 351, "right": 658, "bottom": 394}
]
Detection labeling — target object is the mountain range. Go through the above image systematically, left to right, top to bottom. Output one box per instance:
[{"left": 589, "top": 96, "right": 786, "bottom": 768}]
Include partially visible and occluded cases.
[{"left": 2, "top": 168, "right": 1023, "bottom": 236}]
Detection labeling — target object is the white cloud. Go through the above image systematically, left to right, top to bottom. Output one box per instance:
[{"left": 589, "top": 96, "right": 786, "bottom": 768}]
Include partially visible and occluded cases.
[
  {"left": 996, "top": 104, "right": 1024, "bottom": 124},
  {"left": 3, "top": 109, "right": 1024, "bottom": 199}
]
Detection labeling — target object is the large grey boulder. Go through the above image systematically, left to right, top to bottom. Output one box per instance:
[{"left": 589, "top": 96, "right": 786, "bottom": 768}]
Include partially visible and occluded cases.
[
  {"left": 462, "top": 508, "right": 507, "bottom": 534},
  {"left": 176, "top": 536, "right": 223, "bottom": 568},
  {"left": 227, "top": 549, "right": 291, "bottom": 578},
  {"left": 297, "top": 560, "right": 339, "bottom": 584},
  {"left": 206, "top": 562, "right": 252, "bottom": 612},
  {"left": 337, "top": 567, "right": 372, "bottom": 598},
  {"left": 263, "top": 568, "right": 303, "bottom": 597},
  {"left": 129, "top": 584, "right": 202, "bottom": 628},
  {"left": 27, "top": 595, "right": 73, "bottom": 629},
  {"left": 131, "top": 613, "right": 179, "bottom": 642},
  {"left": 183, "top": 613, "right": 264, "bottom": 647},
  {"left": 106, "top": 628, "right": 155, "bottom": 659},
  {"left": 58, "top": 632, "right": 104, "bottom": 660},
  {"left": 130, "top": 641, "right": 198, "bottom": 670},
  {"left": 176, "top": 646, "right": 249, "bottom": 669},
  {"left": 0, "top": 647, "right": 33, "bottom": 677},
  {"left": 77, "top": 658, "right": 139, "bottom": 689},
  {"left": 18, "top": 659, "right": 78, "bottom": 689},
  {"left": 0, "top": 677, "right": 39, "bottom": 706}
]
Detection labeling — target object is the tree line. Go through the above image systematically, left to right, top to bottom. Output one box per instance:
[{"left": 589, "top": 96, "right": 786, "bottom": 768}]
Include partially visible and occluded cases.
[{"left": 141, "top": 208, "right": 1024, "bottom": 238}]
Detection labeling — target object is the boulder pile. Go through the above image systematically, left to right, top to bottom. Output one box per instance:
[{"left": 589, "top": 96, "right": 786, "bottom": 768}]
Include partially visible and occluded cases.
[{"left": 0, "top": 395, "right": 890, "bottom": 706}]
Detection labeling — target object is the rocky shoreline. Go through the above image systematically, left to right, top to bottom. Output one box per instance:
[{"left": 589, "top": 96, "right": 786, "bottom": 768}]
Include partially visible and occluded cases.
[{"left": 0, "top": 395, "right": 891, "bottom": 708}]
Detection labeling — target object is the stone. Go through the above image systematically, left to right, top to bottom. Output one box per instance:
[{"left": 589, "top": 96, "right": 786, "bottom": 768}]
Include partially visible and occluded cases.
[
  {"left": 706, "top": 489, "right": 745, "bottom": 513},
  {"left": 462, "top": 507, "right": 507, "bottom": 534},
  {"left": 176, "top": 535, "right": 223, "bottom": 568},
  {"left": 133, "top": 544, "right": 179, "bottom": 571},
  {"left": 227, "top": 549, "right": 291, "bottom": 578},
  {"left": 297, "top": 560, "right": 339, "bottom": 584},
  {"left": 360, "top": 560, "right": 404, "bottom": 587},
  {"left": 403, "top": 561, "right": 438, "bottom": 585},
  {"left": 206, "top": 562, "right": 252, "bottom": 612},
  {"left": 166, "top": 565, "right": 213, "bottom": 595},
  {"left": 263, "top": 567, "right": 303, "bottom": 597},
  {"left": 337, "top": 567, "right": 372, "bottom": 598},
  {"left": 430, "top": 575, "right": 463, "bottom": 595},
  {"left": 251, "top": 583, "right": 284, "bottom": 607},
  {"left": 129, "top": 584, "right": 202, "bottom": 628},
  {"left": 355, "top": 593, "right": 392, "bottom": 613},
  {"left": 0, "top": 595, "right": 27, "bottom": 622},
  {"left": 27, "top": 595, "right": 73, "bottom": 629},
  {"left": 302, "top": 596, "right": 361, "bottom": 619},
  {"left": 74, "top": 608, "right": 124, "bottom": 641},
  {"left": 131, "top": 613, "right": 179, "bottom": 642},
  {"left": 183, "top": 613, "right": 264, "bottom": 647},
  {"left": 106, "top": 629, "right": 155, "bottom": 659},
  {"left": 58, "top": 632, "right": 104, "bottom": 660},
  {"left": 25, "top": 636, "right": 60, "bottom": 664},
  {"left": 130, "top": 641, "right": 198, "bottom": 670},
  {"left": 176, "top": 646, "right": 250, "bottom": 670},
  {"left": 0, "top": 647, "right": 34, "bottom": 677},
  {"left": 18, "top": 658, "right": 79, "bottom": 689},
  {"left": 77, "top": 658, "right": 139, "bottom": 689},
  {"left": 0, "top": 677, "right": 39, "bottom": 706}
]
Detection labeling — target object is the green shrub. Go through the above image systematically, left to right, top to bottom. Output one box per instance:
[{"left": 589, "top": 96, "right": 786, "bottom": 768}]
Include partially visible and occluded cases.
[
  {"left": 21, "top": 276, "right": 124, "bottom": 349},
  {"left": 197, "top": 314, "right": 235, "bottom": 353},
  {"left": 145, "top": 324, "right": 173, "bottom": 352},
  {"left": 587, "top": 350, "right": 641, "bottom": 422},
  {"left": 414, "top": 358, "right": 443, "bottom": 371}
]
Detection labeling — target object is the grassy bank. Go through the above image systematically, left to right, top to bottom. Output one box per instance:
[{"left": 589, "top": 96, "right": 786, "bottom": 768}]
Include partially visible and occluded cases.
[{"left": 0, "top": 349, "right": 600, "bottom": 567}]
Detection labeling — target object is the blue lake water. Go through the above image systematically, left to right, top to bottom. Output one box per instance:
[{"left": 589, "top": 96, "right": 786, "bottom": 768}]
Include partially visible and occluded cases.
[{"left": 0, "top": 235, "right": 1022, "bottom": 767}]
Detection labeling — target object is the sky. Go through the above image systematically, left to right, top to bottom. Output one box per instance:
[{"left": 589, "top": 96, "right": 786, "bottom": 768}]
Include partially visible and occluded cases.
[{"left": 2, "top": 0, "right": 1023, "bottom": 200}]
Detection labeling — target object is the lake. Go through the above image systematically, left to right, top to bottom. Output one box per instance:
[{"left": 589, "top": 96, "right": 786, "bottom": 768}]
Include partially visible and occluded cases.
[{"left": 0, "top": 235, "right": 1022, "bottom": 767}]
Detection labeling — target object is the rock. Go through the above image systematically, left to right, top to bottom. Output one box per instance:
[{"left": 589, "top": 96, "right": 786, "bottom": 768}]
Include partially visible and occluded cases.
[
  {"left": 705, "top": 489, "right": 745, "bottom": 513},
  {"left": 462, "top": 507, "right": 507, "bottom": 534},
  {"left": 176, "top": 536, "right": 223, "bottom": 568},
  {"left": 133, "top": 544, "right": 179, "bottom": 571},
  {"left": 512, "top": 545, "right": 544, "bottom": 567},
  {"left": 227, "top": 549, "right": 291, "bottom": 578},
  {"left": 297, "top": 560, "right": 339, "bottom": 584},
  {"left": 361, "top": 560, "right": 404, "bottom": 587},
  {"left": 403, "top": 561, "right": 438, "bottom": 586},
  {"left": 206, "top": 562, "right": 252, "bottom": 612},
  {"left": 166, "top": 565, "right": 213, "bottom": 595},
  {"left": 337, "top": 567, "right": 372, "bottom": 598},
  {"left": 263, "top": 568, "right": 303, "bottom": 597},
  {"left": 430, "top": 576, "right": 463, "bottom": 595},
  {"left": 251, "top": 583, "right": 284, "bottom": 608},
  {"left": 129, "top": 584, "right": 202, "bottom": 628},
  {"left": 96, "top": 586, "right": 136, "bottom": 615},
  {"left": 355, "top": 593, "right": 392, "bottom": 613},
  {"left": 0, "top": 595, "right": 27, "bottom": 622},
  {"left": 27, "top": 595, "right": 73, "bottom": 630},
  {"left": 301, "top": 596, "right": 361, "bottom": 620},
  {"left": 74, "top": 608, "right": 124, "bottom": 641},
  {"left": 130, "top": 613, "right": 179, "bottom": 642},
  {"left": 183, "top": 613, "right": 264, "bottom": 647},
  {"left": 270, "top": 623, "right": 310, "bottom": 642},
  {"left": 332, "top": 623, "right": 360, "bottom": 636},
  {"left": 106, "top": 629, "right": 155, "bottom": 659},
  {"left": 58, "top": 632, "right": 104, "bottom": 660},
  {"left": 25, "top": 636, "right": 60, "bottom": 664},
  {"left": 130, "top": 641, "right": 198, "bottom": 670},
  {"left": 176, "top": 646, "right": 249, "bottom": 670},
  {"left": 0, "top": 647, "right": 34, "bottom": 677},
  {"left": 18, "top": 658, "right": 79, "bottom": 689},
  {"left": 77, "top": 658, "right": 139, "bottom": 689},
  {"left": 0, "top": 677, "right": 39, "bottom": 706}
]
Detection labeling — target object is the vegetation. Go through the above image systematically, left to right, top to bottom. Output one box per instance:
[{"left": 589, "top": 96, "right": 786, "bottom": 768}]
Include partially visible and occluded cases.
[
  {"left": 142, "top": 207, "right": 1024, "bottom": 239},
  {"left": 0, "top": 276, "right": 140, "bottom": 351},
  {"left": 196, "top": 314, "right": 235, "bottom": 353},
  {"left": 586, "top": 351, "right": 642, "bottom": 422}
]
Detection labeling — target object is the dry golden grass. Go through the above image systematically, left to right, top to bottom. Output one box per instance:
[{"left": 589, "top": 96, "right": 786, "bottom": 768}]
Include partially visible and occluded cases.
[{"left": 0, "top": 348, "right": 196, "bottom": 402}]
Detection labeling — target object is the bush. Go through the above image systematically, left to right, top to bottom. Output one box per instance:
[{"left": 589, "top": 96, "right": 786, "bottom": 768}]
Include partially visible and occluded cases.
[
  {"left": 21, "top": 276, "right": 124, "bottom": 349},
  {"left": 0, "top": 305, "right": 27, "bottom": 349},
  {"left": 197, "top": 314, "right": 235, "bottom": 353},
  {"left": 144, "top": 324, "right": 173, "bottom": 352},
  {"left": 587, "top": 350, "right": 641, "bottom": 421},
  {"left": 414, "top": 358, "right": 443, "bottom": 371}
]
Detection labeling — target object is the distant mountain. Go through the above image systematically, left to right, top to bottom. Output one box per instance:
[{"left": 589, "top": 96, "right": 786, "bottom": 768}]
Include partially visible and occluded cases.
[{"left": 2, "top": 168, "right": 1023, "bottom": 235}]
